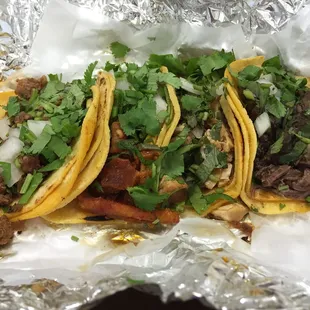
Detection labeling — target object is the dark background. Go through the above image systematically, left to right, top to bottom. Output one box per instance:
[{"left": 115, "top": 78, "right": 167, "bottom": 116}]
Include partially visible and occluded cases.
[{"left": 92, "top": 288, "right": 214, "bottom": 309}]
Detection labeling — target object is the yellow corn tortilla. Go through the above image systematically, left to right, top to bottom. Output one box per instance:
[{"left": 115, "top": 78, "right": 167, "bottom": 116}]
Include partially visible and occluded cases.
[
  {"left": 225, "top": 56, "right": 310, "bottom": 214},
  {"left": 156, "top": 66, "right": 181, "bottom": 147},
  {"left": 6, "top": 81, "right": 99, "bottom": 221}
]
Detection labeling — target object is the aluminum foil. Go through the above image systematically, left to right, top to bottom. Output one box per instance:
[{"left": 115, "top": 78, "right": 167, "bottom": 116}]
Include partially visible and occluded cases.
[{"left": 1, "top": 0, "right": 310, "bottom": 309}]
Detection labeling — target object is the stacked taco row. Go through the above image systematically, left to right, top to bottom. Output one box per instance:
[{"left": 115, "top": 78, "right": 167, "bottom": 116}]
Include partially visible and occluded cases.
[{"left": 0, "top": 49, "right": 307, "bottom": 231}]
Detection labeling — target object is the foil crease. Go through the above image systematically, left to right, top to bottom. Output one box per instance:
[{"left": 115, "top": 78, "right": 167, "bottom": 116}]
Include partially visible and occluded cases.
[
  {"left": 0, "top": 0, "right": 309, "bottom": 75},
  {"left": 1, "top": 231, "right": 310, "bottom": 310}
]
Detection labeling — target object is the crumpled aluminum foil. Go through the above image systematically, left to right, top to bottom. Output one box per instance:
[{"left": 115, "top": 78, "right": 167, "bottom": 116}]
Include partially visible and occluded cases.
[
  {"left": 0, "top": 0, "right": 308, "bottom": 75},
  {"left": 1, "top": 0, "right": 310, "bottom": 309},
  {"left": 2, "top": 230, "right": 310, "bottom": 310}
]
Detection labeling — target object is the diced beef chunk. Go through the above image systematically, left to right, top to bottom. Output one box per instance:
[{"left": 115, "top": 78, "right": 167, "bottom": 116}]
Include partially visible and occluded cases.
[
  {"left": 15, "top": 76, "right": 47, "bottom": 100},
  {"left": 14, "top": 111, "right": 33, "bottom": 124},
  {"left": 20, "top": 155, "right": 41, "bottom": 174},
  {"left": 100, "top": 158, "right": 136, "bottom": 194},
  {"left": 291, "top": 169, "right": 310, "bottom": 192},
  {"left": 0, "top": 176, "right": 6, "bottom": 194},
  {"left": 0, "top": 194, "right": 12, "bottom": 206},
  {"left": 0, "top": 216, "right": 14, "bottom": 246}
]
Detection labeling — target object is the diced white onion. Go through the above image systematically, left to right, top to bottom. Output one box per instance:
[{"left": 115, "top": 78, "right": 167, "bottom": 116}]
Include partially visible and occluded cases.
[
  {"left": 120, "top": 63, "right": 127, "bottom": 72},
  {"left": 257, "top": 74, "right": 273, "bottom": 84},
  {"left": 180, "top": 77, "right": 202, "bottom": 95},
  {"left": 116, "top": 79, "right": 130, "bottom": 90},
  {"left": 216, "top": 83, "right": 224, "bottom": 96},
  {"left": 155, "top": 94, "right": 167, "bottom": 113},
  {"left": 254, "top": 112, "right": 271, "bottom": 137},
  {"left": 0, "top": 117, "right": 10, "bottom": 140},
  {"left": 27, "top": 120, "right": 50, "bottom": 137},
  {"left": 192, "top": 127, "right": 204, "bottom": 139},
  {"left": 8, "top": 128, "right": 20, "bottom": 138},
  {"left": 0, "top": 137, "right": 24, "bottom": 163},
  {"left": 7, "top": 163, "right": 23, "bottom": 187},
  {"left": 220, "top": 163, "right": 233, "bottom": 180}
]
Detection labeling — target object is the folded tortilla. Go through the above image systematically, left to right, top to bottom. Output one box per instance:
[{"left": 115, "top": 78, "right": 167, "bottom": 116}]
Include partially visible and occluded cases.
[{"left": 225, "top": 56, "right": 310, "bottom": 214}]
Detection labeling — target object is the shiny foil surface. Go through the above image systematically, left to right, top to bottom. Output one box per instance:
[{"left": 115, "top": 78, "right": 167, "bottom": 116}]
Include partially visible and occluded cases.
[{"left": 0, "top": 0, "right": 310, "bottom": 309}]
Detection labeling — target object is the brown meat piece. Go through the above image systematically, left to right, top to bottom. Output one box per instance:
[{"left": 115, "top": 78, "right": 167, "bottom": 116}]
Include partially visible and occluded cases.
[
  {"left": 15, "top": 76, "right": 47, "bottom": 100},
  {"left": 14, "top": 111, "right": 33, "bottom": 124},
  {"left": 110, "top": 122, "right": 126, "bottom": 154},
  {"left": 140, "top": 150, "right": 160, "bottom": 161},
  {"left": 20, "top": 155, "right": 41, "bottom": 174},
  {"left": 100, "top": 158, "right": 136, "bottom": 194},
  {"left": 255, "top": 164, "right": 291, "bottom": 187},
  {"left": 135, "top": 165, "right": 152, "bottom": 185},
  {"left": 291, "top": 169, "right": 310, "bottom": 192},
  {"left": 0, "top": 176, "right": 6, "bottom": 194},
  {"left": 159, "top": 176, "right": 188, "bottom": 204},
  {"left": 78, "top": 192, "right": 179, "bottom": 224},
  {"left": 0, "top": 194, "right": 12, "bottom": 206},
  {"left": 0, "top": 215, "right": 14, "bottom": 246}
]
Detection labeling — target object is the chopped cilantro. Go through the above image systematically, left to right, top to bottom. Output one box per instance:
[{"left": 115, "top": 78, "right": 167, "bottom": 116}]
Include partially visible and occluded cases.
[
  {"left": 110, "top": 41, "right": 131, "bottom": 58},
  {"left": 198, "top": 51, "right": 235, "bottom": 76},
  {"left": 148, "top": 54, "right": 185, "bottom": 75},
  {"left": 84, "top": 61, "right": 98, "bottom": 87},
  {"left": 238, "top": 65, "right": 263, "bottom": 83},
  {"left": 158, "top": 72, "right": 181, "bottom": 89},
  {"left": 181, "top": 95, "right": 203, "bottom": 111},
  {"left": 6, "top": 97, "right": 20, "bottom": 117},
  {"left": 265, "top": 97, "right": 286, "bottom": 118},
  {"left": 210, "top": 122, "right": 222, "bottom": 141},
  {"left": 19, "top": 125, "right": 36, "bottom": 144},
  {"left": 29, "top": 125, "right": 53, "bottom": 155},
  {"left": 270, "top": 133, "right": 284, "bottom": 154},
  {"left": 47, "top": 136, "right": 72, "bottom": 159},
  {"left": 279, "top": 141, "right": 307, "bottom": 164},
  {"left": 39, "top": 159, "right": 64, "bottom": 172},
  {"left": 0, "top": 162, "right": 11, "bottom": 186},
  {"left": 19, "top": 173, "right": 44, "bottom": 205},
  {"left": 278, "top": 184, "right": 289, "bottom": 191},
  {"left": 127, "top": 186, "right": 169, "bottom": 211},
  {"left": 306, "top": 196, "right": 310, "bottom": 203},
  {"left": 279, "top": 203, "right": 286, "bottom": 210},
  {"left": 251, "top": 207, "right": 259, "bottom": 213},
  {"left": 71, "top": 235, "right": 79, "bottom": 242},
  {"left": 127, "top": 278, "right": 145, "bottom": 285}
]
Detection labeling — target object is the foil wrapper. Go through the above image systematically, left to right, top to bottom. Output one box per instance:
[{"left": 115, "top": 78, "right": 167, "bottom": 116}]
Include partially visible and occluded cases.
[{"left": 1, "top": 0, "right": 310, "bottom": 309}]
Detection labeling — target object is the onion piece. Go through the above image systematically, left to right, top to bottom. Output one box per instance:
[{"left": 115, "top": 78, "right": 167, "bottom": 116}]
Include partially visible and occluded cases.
[
  {"left": 257, "top": 74, "right": 273, "bottom": 84},
  {"left": 180, "top": 78, "right": 202, "bottom": 95},
  {"left": 116, "top": 79, "right": 130, "bottom": 91},
  {"left": 216, "top": 83, "right": 224, "bottom": 96},
  {"left": 155, "top": 94, "right": 167, "bottom": 113},
  {"left": 254, "top": 112, "right": 271, "bottom": 137},
  {"left": 0, "top": 117, "right": 10, "bottom": 140},
  {"left": 27, "top": 120, "right": 50, "bottom": 137},
  {"left": 192, "top": 127, "right": 203, "bottom": 139},
  {"left": 8, "top": 128, "right": 20, "bottom": 138},
  {"left": 0, "top": 137, "right": 24, "bottom": 163},
  {"left": 7, "top": 163, "right": 23, "bottom": 187}
]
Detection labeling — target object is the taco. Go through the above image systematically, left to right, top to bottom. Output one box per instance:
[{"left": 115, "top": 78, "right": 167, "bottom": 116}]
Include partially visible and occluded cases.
[
  {"left": 45, "top": 51, "right": 248, "bottom": 225},
  {"left": 225, "top": 56, "right": 310, "bottom": 214},
  {"left": 44, "top": 62, "right": 183, "bottom": 224},
  {"left": 0, "top": 63, "right": 105, "bottom": 221}
]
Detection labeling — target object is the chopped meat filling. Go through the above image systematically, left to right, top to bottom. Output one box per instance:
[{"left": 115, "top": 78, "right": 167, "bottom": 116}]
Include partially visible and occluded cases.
[
  {"left": 15, "top": 76, "right": 47, "bottom": 100},
  {"left": 20, "top": 155, "right": 41, "bottom": 174},
  {"left": 0, "top": 216, "right": 14, "bottom": 246}
]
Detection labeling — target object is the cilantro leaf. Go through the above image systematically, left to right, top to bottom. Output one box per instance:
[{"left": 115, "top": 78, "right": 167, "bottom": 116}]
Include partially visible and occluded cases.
[
  {"left": 110, "top": 41, "right": 131, "bottom": 58},
  {"left": 198, "top": 51, "right": 235, "bottom": 76},
  {"left": 148, "top": 54, "right": 185, "bottom": 75},
  {"left": 262, "top": 56, "right": 282, "bottom": 69},
  {"left": 84, "top": 61, "right": 98, "bottom": 87},
  {"left": 238, "top": 65, "right": 263, "bottom": 82},
  {"left": 158, "top": 72, "right": 181, "bottom": 89},
  {"left": 181, "top": 95, "right": 203, "bottom": 111},
  {"left": 265, "top": 96, "right": 286, "bottom": 118},
  {"left": 6, "top": 97, "right": 20, "bottom": 117},
  {"left": 210, "top": 121, "right": 222, "bottom": 141},
  {"left": 19, "top": 125, "right": 36, "bottom": 143},
  {"left": 29, "top": 125, "right": 53, "bottom": 155},
  {"left": 270, "top": 133, "right": 284, "bottom": 154},
  {"left": 47, "top": 136, "right": 71, "bottom": 159},
  {"left": 279, "top": 141, "right": 307, "bottom": 164},
  {"left": 161, "top": 152, "right": 184, "bottom": 178},
  {"left": 39, "top": 159, "right": 64, "bottom": 172},
  {"left": 0, "top": 162, "right": 11, "bottom": 186},
  {"left": 19, "top": 173, "right": 44, "bottom": 205},
  {"left": 127, "top": 186, "right": 169, "bottom": 211},
  {"left": 189, "top": 186, "right": 207, "bottom": 214},
  {"left": 204, "top": 192, "right": 235, "bottom": 205}
]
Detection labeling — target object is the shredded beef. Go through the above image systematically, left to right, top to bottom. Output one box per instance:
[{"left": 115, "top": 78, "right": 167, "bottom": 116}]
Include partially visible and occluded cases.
[
  {"left": 15, "top": 76, "right": 47, "bottom": 100},
  {"left": 14, "top": 111, "right": 33, "bottom": 124},
  {"left": 20, "top": 155, "right": 41, "bottom": 174},
  {"left": 255, "top": 165, "right": 291, "bottom": 187},
  {"left": 291, "top": 169, "right": 310, "bottom": 192},
  {"left": 0, "top": 216, "right": 14, "bottom": 246}
]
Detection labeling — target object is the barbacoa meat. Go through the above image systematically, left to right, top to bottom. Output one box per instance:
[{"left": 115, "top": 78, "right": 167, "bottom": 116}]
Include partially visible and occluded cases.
[
  {"left": 15, "top": 76, "right": 47, "bottom": 100},
  {"left": 14, "top": 111, "right": 33, "bottom": 124},
  {"left": 20, "top": 155, "right": 41, "bottom": 174},
  {"left": 100, "top": 158, "right": 136, "bottom": 194},
  {"left": 255, "top": 165, "right": 291, "bottom": 187},
  {"left": 78, "top": 193, "right": 179, "bottom": 224},
  {"left": 0, "top": 215, "right": 14, "bottom": 246}
]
